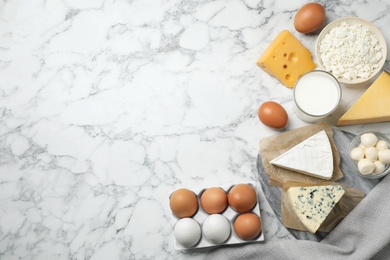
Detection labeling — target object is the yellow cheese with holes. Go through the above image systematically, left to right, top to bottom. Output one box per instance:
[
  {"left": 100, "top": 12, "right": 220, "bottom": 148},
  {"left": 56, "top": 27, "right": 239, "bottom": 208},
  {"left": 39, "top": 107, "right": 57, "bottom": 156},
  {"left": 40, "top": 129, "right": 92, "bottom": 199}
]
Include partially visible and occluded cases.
[
  {"left": 256, "top": 30, "right": 316, "bottom": 88},
  {"left": 337, "top": 71, "right": 390, "bottom": 126}
]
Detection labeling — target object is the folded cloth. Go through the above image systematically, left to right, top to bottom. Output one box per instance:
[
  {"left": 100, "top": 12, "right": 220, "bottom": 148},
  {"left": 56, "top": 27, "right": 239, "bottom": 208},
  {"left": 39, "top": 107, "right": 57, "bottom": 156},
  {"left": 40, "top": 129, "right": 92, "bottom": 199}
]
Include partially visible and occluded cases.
[{"left": 205, "top": 172, "right": 390, "bottom": 260}]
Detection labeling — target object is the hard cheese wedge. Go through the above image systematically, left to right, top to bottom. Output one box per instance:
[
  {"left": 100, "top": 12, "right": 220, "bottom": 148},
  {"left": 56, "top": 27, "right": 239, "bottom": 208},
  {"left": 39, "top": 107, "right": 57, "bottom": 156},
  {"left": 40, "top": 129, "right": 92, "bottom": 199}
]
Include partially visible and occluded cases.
[
  {"left": 256, "top": 30, "right": 316, "bottom": 88},
  {"left": 337, "top": 71, "right": 390, "bottom": 126},
  {"left": 270, "top": 130, "right": 334, "bottom": 180},
  {"left": 288, "top": 185, "right": 345, "bottom": 233}
]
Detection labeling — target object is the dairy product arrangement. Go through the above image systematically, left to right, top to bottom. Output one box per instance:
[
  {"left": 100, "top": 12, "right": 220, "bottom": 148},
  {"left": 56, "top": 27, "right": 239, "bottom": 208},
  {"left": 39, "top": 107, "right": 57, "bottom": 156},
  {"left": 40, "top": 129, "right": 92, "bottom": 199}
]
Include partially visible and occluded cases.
[
  {"left": 169, "top": 0, "right": 390, "bottom": 250},
  {"left": 254, "top": 2, "right": 389, "bottom": 237}
]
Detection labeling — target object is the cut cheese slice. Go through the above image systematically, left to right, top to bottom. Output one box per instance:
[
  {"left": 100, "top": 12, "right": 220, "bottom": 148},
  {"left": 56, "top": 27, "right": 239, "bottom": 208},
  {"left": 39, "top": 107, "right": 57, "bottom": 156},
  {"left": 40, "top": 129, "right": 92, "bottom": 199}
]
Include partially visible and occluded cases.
[
  {"left": 256, "top": 30, "right": 316, "bottom": 88},
  {"left": 337, "top": 71, "right": 390, "bottom": 126},
  {"left": 270, "top": 130, "right": 333, "bottom": 180},
  {"left": 287, "top": 185, "right": 345, "bottom": 233}
]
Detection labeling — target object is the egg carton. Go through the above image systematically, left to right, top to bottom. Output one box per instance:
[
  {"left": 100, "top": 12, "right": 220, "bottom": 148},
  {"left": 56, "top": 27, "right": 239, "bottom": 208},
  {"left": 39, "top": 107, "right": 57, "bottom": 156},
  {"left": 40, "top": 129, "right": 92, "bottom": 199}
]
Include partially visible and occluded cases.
[{"left": 170, "top": 182, "right": 265, "bottom": 250}]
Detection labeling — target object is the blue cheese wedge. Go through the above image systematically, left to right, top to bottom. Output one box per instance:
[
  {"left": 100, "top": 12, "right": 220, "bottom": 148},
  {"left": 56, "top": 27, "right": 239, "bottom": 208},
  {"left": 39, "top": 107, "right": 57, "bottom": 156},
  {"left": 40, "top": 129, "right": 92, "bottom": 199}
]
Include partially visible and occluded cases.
[
  {"left": 270, "top": 130, "right": 334, "bottom": 180},
  {"left": 288, "top": 185, "right": 345, "bottom": 233}
]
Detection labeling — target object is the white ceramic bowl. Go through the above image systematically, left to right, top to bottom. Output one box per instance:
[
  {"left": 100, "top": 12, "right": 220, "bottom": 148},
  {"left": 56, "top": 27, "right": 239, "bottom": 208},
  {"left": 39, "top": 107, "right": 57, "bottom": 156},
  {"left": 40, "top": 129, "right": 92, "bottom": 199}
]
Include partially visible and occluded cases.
[
  {"left": 315, "top": 17, "right": 387, "bottom": 85},
  {"left": 347, "top": 131, "right": 390, "bottom": 179}
]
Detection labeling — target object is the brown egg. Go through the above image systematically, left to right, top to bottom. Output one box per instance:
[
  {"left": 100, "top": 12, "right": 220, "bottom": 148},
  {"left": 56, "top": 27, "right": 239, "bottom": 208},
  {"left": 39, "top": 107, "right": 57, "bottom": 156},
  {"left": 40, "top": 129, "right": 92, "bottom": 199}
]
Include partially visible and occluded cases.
[
  {"left": 294, "top": 2, "right": 326, "bottom": 34},
  {"left": 258, "top": 101, "right": 288, "bottom": 129},
  {"left": 228, "top": 184, "right": 257, "bottom": 213},
  {"left": 200, "top": 187, "right": 228, "bottom": 214},
  {"left": 169, "top": 188, "right": 198, "bottom": 218},
  {"left": 234, "top": 213, "right": 262, "bottom": 240}
]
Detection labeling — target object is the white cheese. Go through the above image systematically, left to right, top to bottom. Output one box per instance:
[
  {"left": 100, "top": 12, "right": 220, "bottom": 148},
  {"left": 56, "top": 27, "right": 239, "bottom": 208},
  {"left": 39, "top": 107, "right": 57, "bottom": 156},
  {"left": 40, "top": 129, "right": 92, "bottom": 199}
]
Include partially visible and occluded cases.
[
  {"left": 319, "top": 22, "right": 383, "bottom": 80},
  {"left": 270, "top": 130, "right": 334, "bottom": 180},
  {"left": 349, "top": 133, "right": 390, "bottom": 175},
  {"left": 361, "top": 133, "right": 378, "bottom": 147},
  {"left": 375, "top": 140, "right": 388, "bottom": 150},
  {"left": 350, "top": 147, "right": 364, "bottom": 161},
  {"left": 364, "top": 147, "right": 378, "bottom": 161},
  {"left": 378, "top": 149, "right": 390, "bottom": 164},
  {"left": 358, "top": 158, "right": 375, "bottom": 175},
  {"left": 373, "top": 161, "right": 385, "bottom": 174},
  {"left": 288, "top": 185, "right": 345, "bottom": 233}
]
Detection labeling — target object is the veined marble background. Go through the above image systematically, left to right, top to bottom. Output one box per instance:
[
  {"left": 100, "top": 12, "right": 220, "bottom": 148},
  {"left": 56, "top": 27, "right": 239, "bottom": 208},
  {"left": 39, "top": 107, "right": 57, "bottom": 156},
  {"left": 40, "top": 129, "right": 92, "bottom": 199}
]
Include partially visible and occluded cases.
[{"left": 0, "top": 0, "right": 389, "bottom": 259}]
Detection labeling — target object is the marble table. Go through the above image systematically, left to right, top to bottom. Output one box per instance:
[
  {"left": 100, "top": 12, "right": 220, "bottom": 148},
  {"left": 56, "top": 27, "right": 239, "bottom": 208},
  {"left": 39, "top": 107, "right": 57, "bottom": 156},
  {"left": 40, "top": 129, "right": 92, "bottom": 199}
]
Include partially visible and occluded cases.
[{"left": 1, "top": 0, "right": 389, "bottom": 259}]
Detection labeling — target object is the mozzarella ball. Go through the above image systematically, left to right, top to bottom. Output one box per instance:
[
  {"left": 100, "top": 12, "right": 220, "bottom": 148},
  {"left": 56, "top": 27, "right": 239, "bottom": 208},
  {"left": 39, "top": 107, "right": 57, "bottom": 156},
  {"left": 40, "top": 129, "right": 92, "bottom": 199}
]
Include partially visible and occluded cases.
[
  {"left": 360, "top": 133, "right": 378, "bottom": 147},
  {"left": 375, "top": 140, "right": 388, "bottom": 150},
  {"left": 350, "top": 147, "right": 365, "bottom": 161},
  {"left": 364, "top": 147, "right": 378, "bottom": 161},
  {"left": 378, "top": 149, "right": 390, "bottom": 164},
  {"left": 358, "top": 158, "right": 375, "bottom": 175},
  {"left": 373, "top": 161, "right": 386, "bottom": 174}
]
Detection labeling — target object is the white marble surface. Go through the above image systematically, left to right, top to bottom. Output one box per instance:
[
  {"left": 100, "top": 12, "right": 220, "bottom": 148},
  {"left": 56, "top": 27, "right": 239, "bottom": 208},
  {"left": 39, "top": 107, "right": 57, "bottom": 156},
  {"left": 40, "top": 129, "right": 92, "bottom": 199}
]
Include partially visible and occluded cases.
[{"left": 0, "top": 0, "right": 389, "bottom": 259}]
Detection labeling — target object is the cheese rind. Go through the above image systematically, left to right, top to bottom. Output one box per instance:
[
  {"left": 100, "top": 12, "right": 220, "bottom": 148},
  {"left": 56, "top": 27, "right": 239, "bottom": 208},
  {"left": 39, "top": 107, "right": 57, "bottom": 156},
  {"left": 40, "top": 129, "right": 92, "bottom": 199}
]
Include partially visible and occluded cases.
[
  {"left": 256, "top": 30, "right": 316, "bottom": 88},
  {"left": 337, "top": 71, "right": 390, "bottom": 126},
  {"left": 270, "top": 130, "right": 334, "bottom": 180},
  {"left": 288, "top": 185, "right": 345, "bottom": 233}
]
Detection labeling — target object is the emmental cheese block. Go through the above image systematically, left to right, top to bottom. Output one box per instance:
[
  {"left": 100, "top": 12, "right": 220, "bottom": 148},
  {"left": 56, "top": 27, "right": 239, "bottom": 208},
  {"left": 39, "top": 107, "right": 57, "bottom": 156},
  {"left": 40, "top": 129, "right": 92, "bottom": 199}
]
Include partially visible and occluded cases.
[
  {"left": 256, "top": 30, "right": 316, "bottom": 88},
  {"left": 337, "top": 71, "right": 390, "bottom": 126},
  {"left": 270, "top": 130, "right": 334, "bottom": 180},
  {"left": 287, "top": 185, "right": 345, "bottom": 233}
]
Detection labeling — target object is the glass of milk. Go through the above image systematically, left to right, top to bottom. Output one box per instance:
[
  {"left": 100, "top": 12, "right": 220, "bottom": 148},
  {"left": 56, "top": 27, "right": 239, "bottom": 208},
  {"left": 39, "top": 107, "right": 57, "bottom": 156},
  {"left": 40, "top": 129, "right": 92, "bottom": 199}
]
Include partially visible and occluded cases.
[{"left": 293, "top": 70, "right": 342, "bottom": 123}]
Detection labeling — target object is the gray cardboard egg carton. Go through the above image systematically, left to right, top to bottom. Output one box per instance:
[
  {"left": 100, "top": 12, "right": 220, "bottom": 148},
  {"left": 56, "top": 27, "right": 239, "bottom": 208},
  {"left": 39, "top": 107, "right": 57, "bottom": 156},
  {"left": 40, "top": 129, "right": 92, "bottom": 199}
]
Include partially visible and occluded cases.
[{"left": 170, "top": 182, "right": 265, "bottom": 250}]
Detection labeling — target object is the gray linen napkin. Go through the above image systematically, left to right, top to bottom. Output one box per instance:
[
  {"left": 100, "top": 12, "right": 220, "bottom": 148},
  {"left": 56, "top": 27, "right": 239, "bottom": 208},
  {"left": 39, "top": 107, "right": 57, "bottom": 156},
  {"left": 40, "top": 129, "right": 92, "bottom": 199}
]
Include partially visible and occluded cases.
[
  {"left": 206, "top": 129, "right": 390, "bottom": 260},
  {"left": 206, "top": 172, "right": 390, "bottom": 260}
]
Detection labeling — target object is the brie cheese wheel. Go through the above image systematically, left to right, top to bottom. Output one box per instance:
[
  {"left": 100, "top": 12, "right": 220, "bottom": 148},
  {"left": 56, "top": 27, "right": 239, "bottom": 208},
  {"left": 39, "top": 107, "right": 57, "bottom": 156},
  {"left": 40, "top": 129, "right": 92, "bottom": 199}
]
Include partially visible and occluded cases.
[
  {"left": 270, "top": 130, "right": 334, "bottom": 180},
  {"left": 288, "top": 185, "right": 345, "bottom": 233}
]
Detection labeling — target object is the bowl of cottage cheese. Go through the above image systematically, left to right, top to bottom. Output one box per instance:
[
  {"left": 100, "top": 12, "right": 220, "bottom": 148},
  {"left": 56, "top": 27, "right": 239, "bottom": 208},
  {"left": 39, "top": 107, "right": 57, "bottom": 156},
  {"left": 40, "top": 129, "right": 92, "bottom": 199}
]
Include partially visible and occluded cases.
[{"left": 315, "top": 17, "right": 387, "bottom": 85}]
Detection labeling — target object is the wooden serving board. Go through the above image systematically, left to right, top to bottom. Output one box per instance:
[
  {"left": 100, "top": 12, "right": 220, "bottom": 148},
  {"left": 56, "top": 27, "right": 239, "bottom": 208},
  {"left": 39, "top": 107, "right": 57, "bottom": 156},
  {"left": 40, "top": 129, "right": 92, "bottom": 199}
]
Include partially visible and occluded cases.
[{"left": 256, "top": 128, "right": 380, "bottom": 241}]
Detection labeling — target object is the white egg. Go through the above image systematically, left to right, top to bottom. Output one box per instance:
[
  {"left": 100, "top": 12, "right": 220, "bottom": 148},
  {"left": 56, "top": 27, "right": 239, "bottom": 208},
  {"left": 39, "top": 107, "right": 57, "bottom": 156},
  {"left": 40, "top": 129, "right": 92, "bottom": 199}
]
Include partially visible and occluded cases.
[
  {"left": 360, "top": 133, "right": 378, "bottom": 147},
  {"left": 375, "top": 140, "right": 388, "bottom": 150},
  {"left": 350, "top": 147, "right": 364, "bottom": 161},
  {"left": 365, "top": 147, "right": 378, "bottom": 161},
  {"left": 378, "top": 149, "right": 390, "bottom": 164},
  {"left": 358, "top": 158, "right": 375, "bottom": 175},
  {"left": 373, "top": 160, "right": 385, "bottom": 174},
  {"left": 202, "top": 214, "right": 231, "bottom": 244},
  {"left": 174, "top": 218, "right": 201, "bottom": 247}
]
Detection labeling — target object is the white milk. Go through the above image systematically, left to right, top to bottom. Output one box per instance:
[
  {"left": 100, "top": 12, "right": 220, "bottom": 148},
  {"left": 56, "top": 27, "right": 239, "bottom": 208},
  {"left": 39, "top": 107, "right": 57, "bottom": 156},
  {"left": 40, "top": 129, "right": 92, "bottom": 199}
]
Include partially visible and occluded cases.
[{"left": 293, "top": 70, "right": 341, "bottom": 123}]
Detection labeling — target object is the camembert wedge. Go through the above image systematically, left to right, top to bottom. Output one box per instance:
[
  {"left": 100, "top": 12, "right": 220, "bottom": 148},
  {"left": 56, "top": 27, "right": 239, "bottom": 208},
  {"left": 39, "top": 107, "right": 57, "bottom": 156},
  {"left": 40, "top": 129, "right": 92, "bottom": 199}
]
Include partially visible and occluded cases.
[
  {"left": 337, "top": 71, "right": 390, "bottom": 126},
  {"left": 270, "top": 130, "right": 334, "bottom": 180},
  {"left": 287, "top": 185, "right": 345, "bottom": 233}
]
